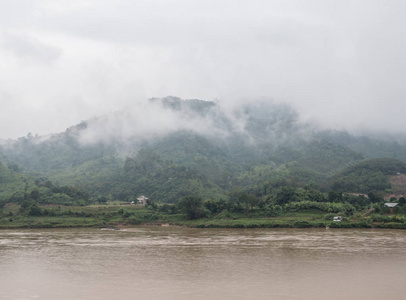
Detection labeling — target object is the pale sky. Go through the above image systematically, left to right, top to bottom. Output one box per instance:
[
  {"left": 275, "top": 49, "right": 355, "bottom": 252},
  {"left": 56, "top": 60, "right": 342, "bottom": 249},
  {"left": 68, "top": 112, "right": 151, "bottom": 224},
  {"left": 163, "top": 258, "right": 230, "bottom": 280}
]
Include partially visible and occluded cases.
[{"left": 0, "top": 0, "right": 405, "bottom": 139}]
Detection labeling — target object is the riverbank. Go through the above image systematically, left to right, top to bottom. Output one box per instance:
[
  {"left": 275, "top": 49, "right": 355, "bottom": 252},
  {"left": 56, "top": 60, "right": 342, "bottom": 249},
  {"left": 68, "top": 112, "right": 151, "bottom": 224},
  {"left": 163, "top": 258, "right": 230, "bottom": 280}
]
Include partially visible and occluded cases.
[{"left": 1, "top": 203, "right": 406, "bottom": 229}]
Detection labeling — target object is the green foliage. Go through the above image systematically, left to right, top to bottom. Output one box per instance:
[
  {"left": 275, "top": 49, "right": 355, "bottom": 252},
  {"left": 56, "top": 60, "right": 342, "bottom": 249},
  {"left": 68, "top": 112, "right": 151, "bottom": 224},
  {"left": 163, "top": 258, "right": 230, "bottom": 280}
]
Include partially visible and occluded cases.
[
  {"left": 3, "top": 99, "right": 406, "bottom": 207},
  {"left": 320, "top": 130, "right": 406, "bottom": 162},
  {"left": 294, "top": 140, "right": 363, "bottom": 173},
  {"left": 117, "top": 149, "right": 227, "bottom": 203},
  {"left": 327, "top": 158, "right": 406, "bottom": 193},
  {"left": 0, "top": 162, "right": 33, "bottom": 201},
  {"left": 51, "top": 186, "right": 90, "bottom": 202},
  {"left": 296, "top": 186, "right": 327, "bottom": 202},
  {"left": 275, "top": 187, "right": 296, "bottom": 205},
  {"left": 30, "top": 189, "right": 40, "bottom": 200},
  {"left": 328, "top": 190, "right": 343, "bottom": 203},
  {"left": 367, "top": 191, "right": 384, "bottom": 203},
  {"left": 237, "top": 194, "right": 259, "bottom": 214},
  {"left": 343, "top": 194, "right": 369, "bottom": 208},
  {"left": 0, "top": 196, "right": 405, "bottom": 229},
  {"left": 97, "top": 196, "right": 108, "bottom": 204},
  {"left": 177, "top": 196, "right": 204, "bottom": 220},
  {"left": 204, "top": 199, "right": 226, "bottom": 214},
  {"left": 20, "top": 200, "right": 32, "bottom": 210},
  {"left": 284, "top": 201, "right": 355, "bottom": 215},
  {"left": 28, "top": 203, "right": 43, "bottom": 216},
  {"left": 158, "top": 203, "right": 178, "bottom": 214},
  {"left": 293, "top": 220, "right": 313, "bottom": 228}
]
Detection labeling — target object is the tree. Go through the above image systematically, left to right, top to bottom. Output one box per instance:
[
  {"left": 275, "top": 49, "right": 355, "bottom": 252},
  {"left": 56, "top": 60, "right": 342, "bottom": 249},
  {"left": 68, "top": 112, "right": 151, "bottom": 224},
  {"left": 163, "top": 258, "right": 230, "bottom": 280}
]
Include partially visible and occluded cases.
[
  {"left": 275, "top": 187, "right": 296, "bottom": 205},
  {"left": 306, "top": 187, "right": 326, "bottom": 202},
  {"left": 30, "top": 189, "right": 40, "bottom": 200},
  {"left": 328, "top": 190, "right": 342, "bottom": 203},
  {"left": 368, "top": 191, "right": 384, "bottom": 203},
  {"left": 237, "top": 194, "right": 259, "bottom": 214},
  {"left": 237, "top": 194, "right": 250, "bottom": 214},
  {"left": 97, "top": 196, "right": 108, "bottom": 204},
  {"left": 177, "top": 196, "right": 203, "bottom": 220},
  {"left": 204, "top": 199, "right": 226, "bottom": 214},
  {"left": 28, "top": 203, "right": 43, "bottom": 216}
]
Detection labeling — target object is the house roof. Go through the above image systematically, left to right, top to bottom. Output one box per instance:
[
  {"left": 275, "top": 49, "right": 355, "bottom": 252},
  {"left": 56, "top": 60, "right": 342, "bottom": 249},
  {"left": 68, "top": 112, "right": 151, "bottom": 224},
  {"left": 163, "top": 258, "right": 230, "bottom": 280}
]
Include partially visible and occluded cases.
[{"left": 384, "top": 203, "right": 398, "bottom": 208}]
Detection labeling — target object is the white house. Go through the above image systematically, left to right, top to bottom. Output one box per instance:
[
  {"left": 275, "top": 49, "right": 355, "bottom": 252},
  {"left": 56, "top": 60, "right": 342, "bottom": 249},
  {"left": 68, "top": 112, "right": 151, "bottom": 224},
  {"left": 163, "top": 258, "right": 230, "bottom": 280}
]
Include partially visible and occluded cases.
[{"left": 137, "top": 196, "right": 149, "bottom": 206}]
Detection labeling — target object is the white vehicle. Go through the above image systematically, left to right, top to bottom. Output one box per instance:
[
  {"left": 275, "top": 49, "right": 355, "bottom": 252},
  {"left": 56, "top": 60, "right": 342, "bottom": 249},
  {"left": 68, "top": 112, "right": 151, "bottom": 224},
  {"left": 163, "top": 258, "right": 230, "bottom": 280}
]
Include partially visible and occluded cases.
[{"left": 333, "top": 216, "right": 342, "bottom": 222}]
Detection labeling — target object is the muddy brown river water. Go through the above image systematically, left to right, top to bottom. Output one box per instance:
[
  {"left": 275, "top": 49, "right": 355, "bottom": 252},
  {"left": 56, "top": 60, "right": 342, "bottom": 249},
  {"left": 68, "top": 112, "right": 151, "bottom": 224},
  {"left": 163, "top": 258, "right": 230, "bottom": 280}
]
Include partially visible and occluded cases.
[{"left": 0, "top": 227, "right": 405, "bottom": 300}]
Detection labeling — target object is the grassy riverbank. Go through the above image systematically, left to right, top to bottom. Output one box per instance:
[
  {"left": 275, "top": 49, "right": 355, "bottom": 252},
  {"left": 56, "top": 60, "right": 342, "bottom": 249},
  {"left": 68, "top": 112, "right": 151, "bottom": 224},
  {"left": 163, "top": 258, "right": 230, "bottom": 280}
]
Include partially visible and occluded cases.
[{"left": 1, "top": 203, "right": 406, "bottom": 229}]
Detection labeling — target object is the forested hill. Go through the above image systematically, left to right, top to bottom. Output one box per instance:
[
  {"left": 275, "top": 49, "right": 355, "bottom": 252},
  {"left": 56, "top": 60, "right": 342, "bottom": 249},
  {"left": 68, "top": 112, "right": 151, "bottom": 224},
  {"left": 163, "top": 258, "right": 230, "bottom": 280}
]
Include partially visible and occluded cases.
[{"left": 1, "top": 96, "right": 406, "bottom": 204}]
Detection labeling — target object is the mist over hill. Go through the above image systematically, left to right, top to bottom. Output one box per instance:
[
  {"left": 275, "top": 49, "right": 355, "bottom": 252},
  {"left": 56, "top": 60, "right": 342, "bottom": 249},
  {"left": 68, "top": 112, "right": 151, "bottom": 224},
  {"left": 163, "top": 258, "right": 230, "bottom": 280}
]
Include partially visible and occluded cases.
[
  {"left": 2, "top": 96, "right": 406, "bottom": 204},
  {"left": 69, "top": 96, "right": 309, "bottom": 149}
]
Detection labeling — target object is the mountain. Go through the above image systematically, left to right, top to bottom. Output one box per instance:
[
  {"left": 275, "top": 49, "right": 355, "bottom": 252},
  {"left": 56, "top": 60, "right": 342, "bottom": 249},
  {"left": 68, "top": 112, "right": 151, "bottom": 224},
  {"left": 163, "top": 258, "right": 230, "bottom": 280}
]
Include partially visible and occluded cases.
[{"left": 1, "top": 96, "right": 406, "bottom": 204}]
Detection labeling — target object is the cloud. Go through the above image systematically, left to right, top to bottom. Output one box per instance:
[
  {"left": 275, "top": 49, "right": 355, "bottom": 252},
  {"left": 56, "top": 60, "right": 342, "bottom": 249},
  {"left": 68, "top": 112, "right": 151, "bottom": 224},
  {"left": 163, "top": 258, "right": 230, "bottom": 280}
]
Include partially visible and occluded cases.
[
  {"left": 0, "top": 0, "right": 406, "bottom": 139},
  {"left": 2, "top": 32, "right": 62, "bottom": 64},
  {"left": 71, "top": 96, "right": 311, "bottom": 155},
  {"left": 77, "top": 98, "right": 229, "bottom": 146}
]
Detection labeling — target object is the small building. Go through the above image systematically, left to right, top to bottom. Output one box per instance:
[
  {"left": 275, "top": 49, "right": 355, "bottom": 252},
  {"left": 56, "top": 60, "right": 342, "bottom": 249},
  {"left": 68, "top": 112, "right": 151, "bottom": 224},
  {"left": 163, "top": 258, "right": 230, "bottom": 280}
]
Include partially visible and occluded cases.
[
  {"left": 137, "top": 196, "right": 149, "bottom": 206},
  {"left": 385, "top": 203, "right": 398, "bottom": 214},
  {"left": 333, "top": 216, "right": 342, "bottom": 222}
]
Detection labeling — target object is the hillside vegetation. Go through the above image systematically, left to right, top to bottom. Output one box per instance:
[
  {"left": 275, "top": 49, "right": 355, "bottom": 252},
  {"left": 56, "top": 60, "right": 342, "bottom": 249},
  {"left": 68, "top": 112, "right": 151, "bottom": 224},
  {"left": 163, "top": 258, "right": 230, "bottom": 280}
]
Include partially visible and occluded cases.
[
  {"left": 1, "top": 97, "right": 406, "bottom": 213},
  {"left": 326, "top": 158, "right": 406, "bottom": 193}
]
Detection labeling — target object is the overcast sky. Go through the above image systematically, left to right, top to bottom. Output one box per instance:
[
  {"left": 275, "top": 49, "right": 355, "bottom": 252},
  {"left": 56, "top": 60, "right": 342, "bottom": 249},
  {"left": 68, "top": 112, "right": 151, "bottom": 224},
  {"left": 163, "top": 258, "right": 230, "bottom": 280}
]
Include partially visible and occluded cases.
[{"left": 0, "top": 0, "right": 405, "bottom": 139}]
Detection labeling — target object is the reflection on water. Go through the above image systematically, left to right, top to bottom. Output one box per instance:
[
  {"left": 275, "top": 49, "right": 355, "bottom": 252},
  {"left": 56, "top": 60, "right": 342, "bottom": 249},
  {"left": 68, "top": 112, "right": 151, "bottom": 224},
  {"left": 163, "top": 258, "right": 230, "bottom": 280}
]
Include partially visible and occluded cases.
[{"left": 0, "top": 227, "right": 405, "bottom": 300}]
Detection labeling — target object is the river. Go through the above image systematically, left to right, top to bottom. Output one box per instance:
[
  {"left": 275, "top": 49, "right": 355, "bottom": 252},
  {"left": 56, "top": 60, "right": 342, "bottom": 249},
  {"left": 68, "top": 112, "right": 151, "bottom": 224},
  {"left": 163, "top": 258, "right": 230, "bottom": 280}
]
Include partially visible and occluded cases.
[{"left": 0, "top": 227, "right": 405, "bottom": 300}]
